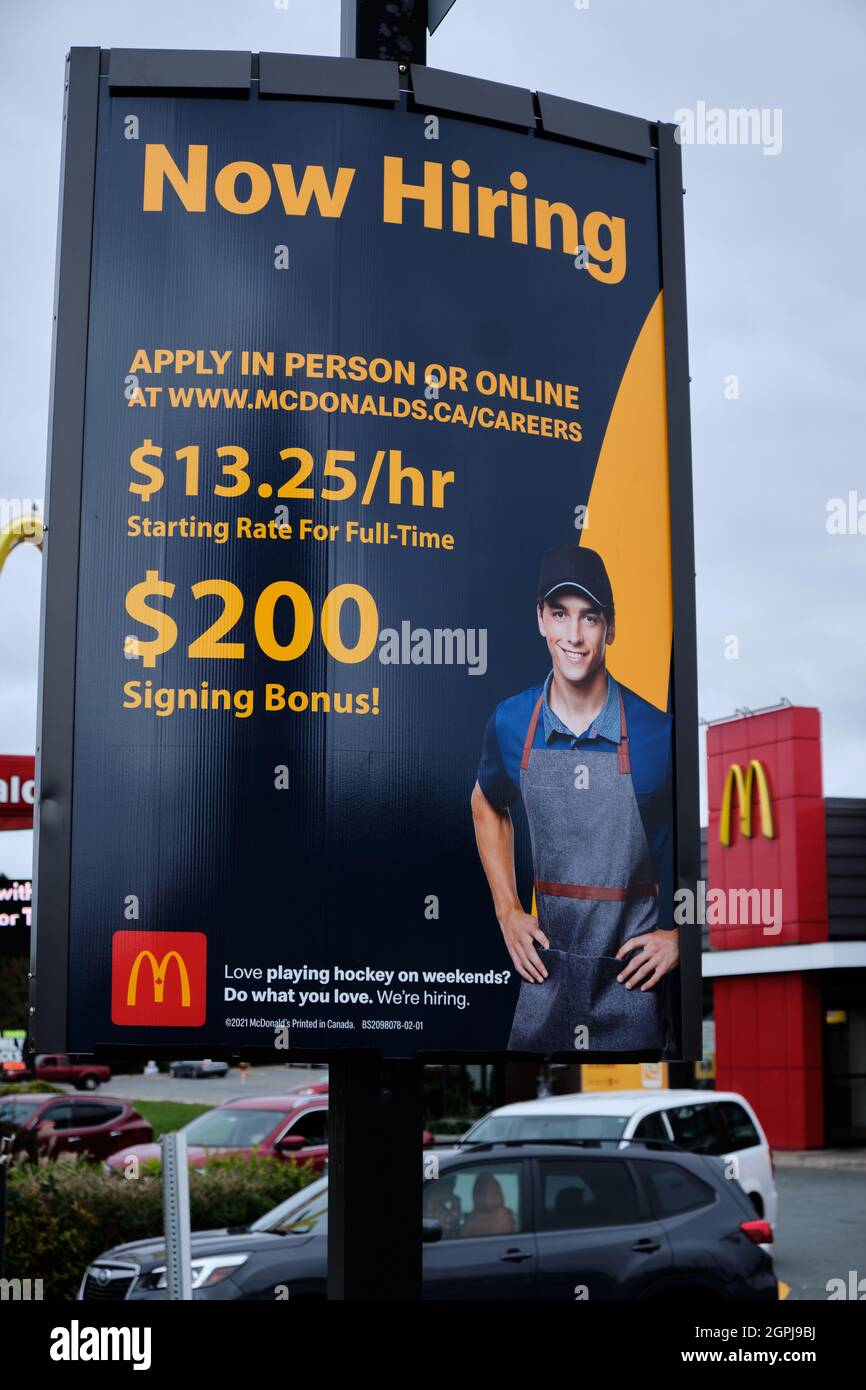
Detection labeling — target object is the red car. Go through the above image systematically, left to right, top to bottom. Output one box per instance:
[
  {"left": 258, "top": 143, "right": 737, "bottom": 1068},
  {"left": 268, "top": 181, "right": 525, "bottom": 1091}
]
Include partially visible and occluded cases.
[
  {"left": 33, "top": 1053, "right": 112, "bottom": 1090},
  {"left": 0, "top": 1059, "right": 30, "bottom": 1082},
  {"left": 285, "top": 1078, "right": 330, "bottom": 1099},
  {"left": 0, "top": 1093, "right": 151, "bottom": 1161},
  {"left": 106, "top": 1094, "right": 329, "bottom": 1173}
]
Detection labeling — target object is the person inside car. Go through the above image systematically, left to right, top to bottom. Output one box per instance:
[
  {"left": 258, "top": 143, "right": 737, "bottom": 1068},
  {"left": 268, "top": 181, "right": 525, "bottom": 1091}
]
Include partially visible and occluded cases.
[
  {"left": 424, "top": 1173, "right": 463, "bottom": 1237},
  {"left": 459, "top": 1173, "right": 515, "bottom": 1237}
]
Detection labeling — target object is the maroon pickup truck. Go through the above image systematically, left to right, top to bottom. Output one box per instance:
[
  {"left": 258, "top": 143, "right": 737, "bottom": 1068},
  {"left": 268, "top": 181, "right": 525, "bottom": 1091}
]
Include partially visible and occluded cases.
[{"left": 30, "top": 1054, "right": 111, "bottom": 1091}]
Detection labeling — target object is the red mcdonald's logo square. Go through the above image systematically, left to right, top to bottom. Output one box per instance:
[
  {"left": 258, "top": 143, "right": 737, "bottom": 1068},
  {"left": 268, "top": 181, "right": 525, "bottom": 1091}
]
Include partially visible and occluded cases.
[{"left": 111, "top": 932, "right": 207, "bottom": 1027}]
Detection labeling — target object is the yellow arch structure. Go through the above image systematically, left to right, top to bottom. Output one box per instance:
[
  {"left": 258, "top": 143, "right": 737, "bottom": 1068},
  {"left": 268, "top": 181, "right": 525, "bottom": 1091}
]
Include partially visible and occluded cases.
[
  {"left": 0, "top": 516, "right": 44, "bottom": 576},
  {"left": 719, "top": 760, "right": 775, "bottom": 846}
]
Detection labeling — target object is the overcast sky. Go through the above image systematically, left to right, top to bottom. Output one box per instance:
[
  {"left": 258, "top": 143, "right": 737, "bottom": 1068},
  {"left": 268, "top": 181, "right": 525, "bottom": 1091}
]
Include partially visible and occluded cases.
[{"left": 1, "top": 0, "right": 864, "bottom": 876}]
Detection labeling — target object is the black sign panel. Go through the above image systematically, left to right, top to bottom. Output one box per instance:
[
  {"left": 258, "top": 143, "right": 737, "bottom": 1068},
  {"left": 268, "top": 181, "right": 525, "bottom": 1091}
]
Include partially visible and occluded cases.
[{"left": 32, "top": 51, "right": 699, "bottom": 1061}]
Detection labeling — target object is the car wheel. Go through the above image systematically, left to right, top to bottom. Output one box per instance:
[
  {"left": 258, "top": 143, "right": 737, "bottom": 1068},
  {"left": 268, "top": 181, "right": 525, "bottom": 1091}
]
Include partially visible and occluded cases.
[{"left": 82, "top": 1075, "right": 98, "bottom": 1091}]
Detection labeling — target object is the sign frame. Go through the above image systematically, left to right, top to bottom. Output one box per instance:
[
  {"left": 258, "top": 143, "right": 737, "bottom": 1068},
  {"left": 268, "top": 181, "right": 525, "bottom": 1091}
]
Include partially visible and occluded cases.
[{"left": 30, "top": 48, "right": 700, "bottom": 1063}]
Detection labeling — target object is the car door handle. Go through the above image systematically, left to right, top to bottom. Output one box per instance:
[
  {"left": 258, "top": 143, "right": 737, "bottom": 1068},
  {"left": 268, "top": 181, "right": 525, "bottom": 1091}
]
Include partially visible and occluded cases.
[
  {"left": 109, "top": 1130, "right": 123, "bottom": 1137},
  {"left": 631, "top": 1238, "right": 661, "bottom": 1254},
  {"left": 500, "top": 1248, "right": 532, "bottom": 1263}
]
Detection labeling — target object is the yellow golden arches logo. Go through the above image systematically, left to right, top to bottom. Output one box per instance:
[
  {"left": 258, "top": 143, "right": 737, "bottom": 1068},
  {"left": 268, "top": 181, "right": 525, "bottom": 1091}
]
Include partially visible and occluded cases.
[
  {"left": 0, "top": 515, "right": 44, "bottom": 575},
  {"left": 719, "top": 760, "right": 774, "bottom": 847},
  {"left": 126, "top": 950, "right": 191, "bottom": 1008}
]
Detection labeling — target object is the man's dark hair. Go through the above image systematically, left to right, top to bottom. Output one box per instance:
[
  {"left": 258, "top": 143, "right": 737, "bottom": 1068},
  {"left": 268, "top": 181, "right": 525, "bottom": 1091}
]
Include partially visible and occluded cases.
[{"left": 537, "top": 590, "right": 615, "bottom": 625}]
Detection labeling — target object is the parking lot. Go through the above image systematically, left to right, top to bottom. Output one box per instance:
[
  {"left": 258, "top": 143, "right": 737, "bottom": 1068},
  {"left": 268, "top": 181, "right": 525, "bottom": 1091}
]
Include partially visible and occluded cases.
[
  {"left": 80, "top": 1063, "right": 328, "bottom": 1107},
  {"left": 42, "top": 1066, "right": 866, "bottom": 1301},
  {"left": 773, "top": 1165, "right": 866, "bottom": 1300}
]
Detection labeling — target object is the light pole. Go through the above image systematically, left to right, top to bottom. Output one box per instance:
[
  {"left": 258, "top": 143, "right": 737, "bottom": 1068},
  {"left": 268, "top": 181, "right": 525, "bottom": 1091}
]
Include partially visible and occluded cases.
[{"left": 340, "top": 0, "right": 459, "bottom": 63}]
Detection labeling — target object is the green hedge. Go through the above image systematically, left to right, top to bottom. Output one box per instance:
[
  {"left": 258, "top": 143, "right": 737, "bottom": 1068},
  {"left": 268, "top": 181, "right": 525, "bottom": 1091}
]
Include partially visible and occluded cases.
[
  {"left": 0, "top": 1081, "right": 63, "bottom": 1096},
  {"left": 4, "top": 1155, "right": 316, "bottom": 1301}
]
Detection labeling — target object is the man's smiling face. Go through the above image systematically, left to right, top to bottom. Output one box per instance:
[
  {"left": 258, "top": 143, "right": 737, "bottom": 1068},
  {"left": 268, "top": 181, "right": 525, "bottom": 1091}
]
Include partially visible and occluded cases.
[{"left": 537, "top": 589, "right": 614, "bottom": 687}]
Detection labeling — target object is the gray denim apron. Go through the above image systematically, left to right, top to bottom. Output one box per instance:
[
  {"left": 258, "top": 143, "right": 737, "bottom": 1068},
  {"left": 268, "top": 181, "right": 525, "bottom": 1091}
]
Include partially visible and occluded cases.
[{"left": 507, "top": 688, "right": 671, "bottom": 1053}]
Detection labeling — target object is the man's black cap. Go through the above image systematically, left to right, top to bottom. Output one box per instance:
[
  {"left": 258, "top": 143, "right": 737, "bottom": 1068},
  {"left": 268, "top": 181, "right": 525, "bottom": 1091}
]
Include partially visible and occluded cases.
[{"left": 537, "top": 545, "right": 613, "bottom": 610}]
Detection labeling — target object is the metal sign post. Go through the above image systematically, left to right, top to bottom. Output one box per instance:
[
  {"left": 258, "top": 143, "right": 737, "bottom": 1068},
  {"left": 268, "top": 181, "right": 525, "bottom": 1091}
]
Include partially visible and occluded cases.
[
  {"left": 331, "top": 0, "right": 450, "bottom": 1302},
  {"left": 340, "top": 0, "right": 459, "bottom": 62},
  {"left": 341, "top": 0, "right": 428, "bottom": 64},
  {"left": 327, "top": 1058, "right": 423, "bottom": 1300},
  {"left": 161, "top": 1131, "right": 193, "bottom": 1301},
  {"left": 0, "top": 1135, "right": 11, "bottom": 1280}
]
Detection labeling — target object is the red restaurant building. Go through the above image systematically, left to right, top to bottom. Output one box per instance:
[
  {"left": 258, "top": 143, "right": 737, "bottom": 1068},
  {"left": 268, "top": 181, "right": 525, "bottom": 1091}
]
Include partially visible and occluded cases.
[{"left": 703, "top": 704, "right": 866, "bottom": 1149}]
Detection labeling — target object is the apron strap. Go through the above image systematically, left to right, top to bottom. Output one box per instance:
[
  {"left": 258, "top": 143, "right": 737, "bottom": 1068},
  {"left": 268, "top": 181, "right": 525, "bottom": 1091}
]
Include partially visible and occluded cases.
[
  {"left": 616, "top": 688, "right": 631, "bottom": 774},
  {"left": 520, "top": 694, "right": 545, "bottom": 770},
  {"left": 536, "top": 878, "right": 658, "bottom": 902}
]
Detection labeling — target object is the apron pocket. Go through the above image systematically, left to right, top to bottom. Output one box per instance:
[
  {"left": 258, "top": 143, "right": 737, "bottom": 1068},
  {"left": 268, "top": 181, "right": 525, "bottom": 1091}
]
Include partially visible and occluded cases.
[
  {"left": 507, "top": 950, "right": 666, "bottom": 1053},
  {"left": 588, "top": 955, "right": 667, "bottom": 1051}
]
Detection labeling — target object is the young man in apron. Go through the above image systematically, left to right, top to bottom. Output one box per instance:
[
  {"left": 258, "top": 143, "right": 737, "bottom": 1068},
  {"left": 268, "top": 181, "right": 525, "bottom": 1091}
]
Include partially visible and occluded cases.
[{"left": 470, "top": 545, "right": 679, "bottom": 1055}]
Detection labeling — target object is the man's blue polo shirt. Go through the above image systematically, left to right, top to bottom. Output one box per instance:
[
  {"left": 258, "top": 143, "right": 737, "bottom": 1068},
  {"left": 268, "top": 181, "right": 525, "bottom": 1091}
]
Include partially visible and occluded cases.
[
  {"left": 541, "top": 667, "right": 622, "bottom": 744},
  {"left": 476, "top": 671, "right": 674, "bottom": 927}
]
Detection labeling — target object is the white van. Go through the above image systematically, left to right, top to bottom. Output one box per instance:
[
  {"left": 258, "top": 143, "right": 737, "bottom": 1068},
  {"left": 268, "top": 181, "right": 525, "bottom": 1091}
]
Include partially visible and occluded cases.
[{"left": 462, "top": 1089, "right": 777, "bottom": 1230}]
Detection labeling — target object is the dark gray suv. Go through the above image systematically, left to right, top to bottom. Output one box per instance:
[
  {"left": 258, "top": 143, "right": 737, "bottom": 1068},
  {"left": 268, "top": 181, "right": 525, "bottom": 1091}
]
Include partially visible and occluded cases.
[{"left": 79, "top": 1139, "right": 776, "bottom": 1301}]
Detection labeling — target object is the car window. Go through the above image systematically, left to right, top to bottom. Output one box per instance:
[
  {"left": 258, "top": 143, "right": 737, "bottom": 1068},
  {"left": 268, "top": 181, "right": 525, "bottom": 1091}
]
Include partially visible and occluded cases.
[
  {"left": 0, "top": 1098, "right": 44, "bottom": 1124},
  {"left": 716, "top": 1102, "right": 761, "bottom": 1152},
  {"left": 71, "top": 1103, "right": 124, "bottom": 1127},
  {"left": 39, "top": 1104, "right": 79, "bottom": 1131},
  {"left": 666, "top": 1104, "right": 727, "bottom": 1156},
  {"left": 184, "top": 1108, "right": 285, "bottom": 1148},
  {"left": 285, "top": 1108, "right": 327, "bottom": 1144},
  {"left": 631, "top": 1111, "right": 668, "bottom": 1142},
  {"left": 465, "top": 1113, "right": 629, "bottom": 1143},
  {"left": 538, "top": 1159, "right": 639, "bottom": 1231},
  {"left": 644, "top": 1162, "right": 716, "bottom": 1217},
  {"left": 423, "top": 1163, "right": 523, "bottom": 1239},
  {"left": 251, "top": 1176, "right": 328, "bottom": 1232},
  {"left": 267, "top": 1183, "right": 329, "bottom": 1235}
]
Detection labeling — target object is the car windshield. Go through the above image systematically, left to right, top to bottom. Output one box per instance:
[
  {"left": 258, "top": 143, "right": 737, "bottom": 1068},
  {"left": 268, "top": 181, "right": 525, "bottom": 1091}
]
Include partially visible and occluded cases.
[
  {"left": 0, "top": 1098, "right": 44, "bottom": 1123},
  {"left": 183, "top": 1108, "right": 283, "bottom": 1148},
  {"left": 464, "top": 1113, "right": 630, "bottom": 1143},
  {"left": 251, "top": 1177, "right": 329, "bottom": 1235}
]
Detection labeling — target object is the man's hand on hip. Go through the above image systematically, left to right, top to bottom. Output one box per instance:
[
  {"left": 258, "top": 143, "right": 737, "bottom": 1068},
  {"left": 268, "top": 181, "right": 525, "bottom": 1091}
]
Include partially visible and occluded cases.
[
  {"left": 501, "top": 908, "right": 550, "bottom": 983},
  {"left": 615, "top": 927, "right": 679, "bottom": 991}
]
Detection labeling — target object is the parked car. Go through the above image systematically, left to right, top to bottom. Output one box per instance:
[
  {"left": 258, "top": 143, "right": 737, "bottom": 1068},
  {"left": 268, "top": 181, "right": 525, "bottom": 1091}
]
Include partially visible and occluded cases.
[
  {"left": 31, "top": 1053, "right": 111, "bottom": 1091},
  {"left": 0, "top": 1058, "right": 31, "bottom": 1082},
  {"left": 169, "top": 1059, "right": 230, "bottom": 1079},
  {"left": 285, "top": 1079, "right": 329, "bottom": 1099},
  {"left": 461, "top": 1090, "right": 777, "bottom": 1229},
  {"left": 0, "top": 1093, "right": 151, "bottom": 1162},
  {"left": 105, "top": 1093, "right": 329, "bottom": 1173},
  {"left": 79, "top": 1140, "right": 776, "bottom": 1301}
]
